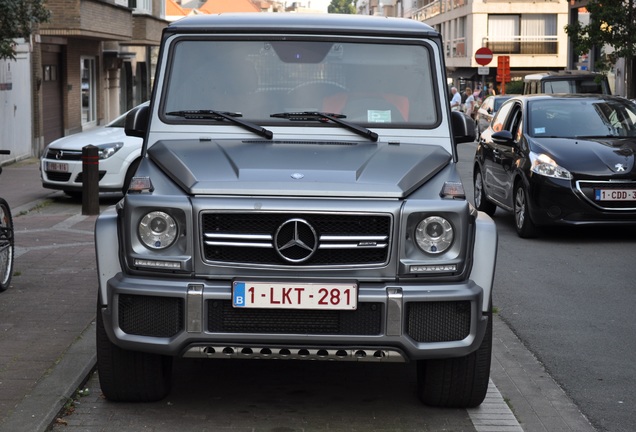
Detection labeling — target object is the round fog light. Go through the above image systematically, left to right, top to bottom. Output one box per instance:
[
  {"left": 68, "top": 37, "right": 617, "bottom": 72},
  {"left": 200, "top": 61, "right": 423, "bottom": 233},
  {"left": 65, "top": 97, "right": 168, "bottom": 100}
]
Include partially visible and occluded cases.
[
  {"left": 139, "top": 211, "right": 178, "bottom": 250},
  {"left": 415, "top": 216, "right": 453, "bottom": 254}
]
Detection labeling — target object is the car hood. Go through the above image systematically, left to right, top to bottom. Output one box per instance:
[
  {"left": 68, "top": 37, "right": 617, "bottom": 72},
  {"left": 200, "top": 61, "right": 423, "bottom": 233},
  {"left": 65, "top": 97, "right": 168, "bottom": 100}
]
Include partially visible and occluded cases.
[
  {"left": 47, "top": 126, "right": 127, "bottom": 150},
  {"left": 532, "top": 136, "right": 636, "bottom": 176},
  {"left": 147, "top": 139, "right": 452, "bottom": 198}
]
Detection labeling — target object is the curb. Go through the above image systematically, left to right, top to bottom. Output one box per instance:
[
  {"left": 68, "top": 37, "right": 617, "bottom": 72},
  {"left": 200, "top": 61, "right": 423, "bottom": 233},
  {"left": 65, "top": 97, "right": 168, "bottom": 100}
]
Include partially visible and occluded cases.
[{"left": 0, "top": 322, "right": 97, "bottom": 432}]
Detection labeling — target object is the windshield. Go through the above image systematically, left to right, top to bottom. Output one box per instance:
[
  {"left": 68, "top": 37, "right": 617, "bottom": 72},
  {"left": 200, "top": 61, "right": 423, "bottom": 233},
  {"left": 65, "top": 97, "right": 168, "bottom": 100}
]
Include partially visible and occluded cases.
[
  {"left": 162, "top": 39, "right": 438, "bottom": 127},
  {"left": 543, "top": 78, "right": 609, "bottom": 94},
  {"left": 529, "top": 99, "right": 636, "bottom": 138}
]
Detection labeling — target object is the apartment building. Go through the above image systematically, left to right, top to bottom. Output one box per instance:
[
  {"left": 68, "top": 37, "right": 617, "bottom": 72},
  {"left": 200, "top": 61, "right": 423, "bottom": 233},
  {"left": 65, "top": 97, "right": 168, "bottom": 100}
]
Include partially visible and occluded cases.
[
  {"left": 33, "top": 0, "right": 168, "bottom": 153},
  {"left": 361, "top": 0, "right": 569, "bottom": 92}
]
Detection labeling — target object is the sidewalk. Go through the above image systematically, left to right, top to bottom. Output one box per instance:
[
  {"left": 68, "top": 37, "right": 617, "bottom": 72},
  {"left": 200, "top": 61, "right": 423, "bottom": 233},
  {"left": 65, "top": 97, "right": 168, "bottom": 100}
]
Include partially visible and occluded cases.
[
  {"left": 0, "top": 158, "right": 58, "bottom": 213},
  {"left": 0, "top": 160, "right": 594, "bottom": 432},
  {"left": 0, "top": 160, "right": 108, "bottom": 431}
]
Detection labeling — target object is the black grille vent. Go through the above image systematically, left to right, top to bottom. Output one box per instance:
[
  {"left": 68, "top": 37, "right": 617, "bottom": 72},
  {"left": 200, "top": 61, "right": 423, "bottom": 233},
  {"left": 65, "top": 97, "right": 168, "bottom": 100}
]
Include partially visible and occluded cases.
[
  {"left": 45, "top": 149, "right": 82, "bottom": 160},
  {"left": 74, "top": 171, "right": 106, "bottom": 183},
  {"left": 45, "top": 172, "right": 72, "bottom": 182},
  {"left": 201, "top": 213, "right": 391, "bottom": 266},
  {"left": 119, "top": 294, "right": 184, "bottom": 337},
  {"left": 207, "top": 300, "right": 382, "bottom": 335},
  {"left": 406, "top": 301, "right": 471, "bottom": 342}
]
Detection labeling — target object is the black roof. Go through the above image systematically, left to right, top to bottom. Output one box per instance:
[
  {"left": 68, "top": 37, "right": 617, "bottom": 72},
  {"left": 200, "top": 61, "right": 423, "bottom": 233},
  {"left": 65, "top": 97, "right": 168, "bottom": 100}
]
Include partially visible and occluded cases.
[{"left": 166, "top": 13, "right": 438, "bottom": 38}]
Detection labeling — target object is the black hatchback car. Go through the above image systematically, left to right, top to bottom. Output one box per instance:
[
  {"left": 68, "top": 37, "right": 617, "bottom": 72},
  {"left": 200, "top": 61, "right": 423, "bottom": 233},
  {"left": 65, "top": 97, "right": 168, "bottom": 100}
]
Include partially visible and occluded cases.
[{"left": 474, "top": 94, "right": 636, "bottom": 237}]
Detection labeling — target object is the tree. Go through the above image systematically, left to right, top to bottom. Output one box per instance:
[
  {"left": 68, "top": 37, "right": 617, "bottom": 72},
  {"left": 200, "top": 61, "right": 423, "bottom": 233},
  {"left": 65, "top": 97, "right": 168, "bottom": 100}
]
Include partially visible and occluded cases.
[
  {"left": 0, "top": 0, "right": 50, "bottom": 61},
  {"left": 328, "top": 0, "right": 356, "bottom": 14},
  {"left": 564, "top": 0, "right": 636, "bottom": 98}
]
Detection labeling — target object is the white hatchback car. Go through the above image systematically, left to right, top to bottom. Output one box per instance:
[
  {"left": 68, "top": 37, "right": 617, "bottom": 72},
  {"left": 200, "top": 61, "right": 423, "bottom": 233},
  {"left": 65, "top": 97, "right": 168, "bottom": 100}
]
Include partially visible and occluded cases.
[{"left": 40, "top": 102, "right": 147, "bottom": 197}]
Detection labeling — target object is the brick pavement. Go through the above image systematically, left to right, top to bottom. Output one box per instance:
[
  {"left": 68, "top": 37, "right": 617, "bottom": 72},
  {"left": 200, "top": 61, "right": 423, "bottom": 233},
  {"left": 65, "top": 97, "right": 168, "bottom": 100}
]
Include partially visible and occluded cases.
[{"left": 0, "top": 159, "right": 113, "bottom": 431}]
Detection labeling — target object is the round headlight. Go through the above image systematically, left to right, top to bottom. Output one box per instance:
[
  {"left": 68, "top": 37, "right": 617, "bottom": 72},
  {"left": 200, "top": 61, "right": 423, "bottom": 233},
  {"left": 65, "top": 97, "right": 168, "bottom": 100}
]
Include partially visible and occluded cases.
[
  {"left": 139, "top": 211, "right": 178, "bottom": 250},
  {"left": 415, "top": 216, "right": 454, "bottom": 254}
]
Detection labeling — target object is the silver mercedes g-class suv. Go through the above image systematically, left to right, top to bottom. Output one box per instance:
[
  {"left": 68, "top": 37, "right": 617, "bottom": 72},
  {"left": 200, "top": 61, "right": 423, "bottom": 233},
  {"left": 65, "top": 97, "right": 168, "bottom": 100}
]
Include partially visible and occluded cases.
[{"left": 95, "top": 13, "right": 497, "bottom": 408}]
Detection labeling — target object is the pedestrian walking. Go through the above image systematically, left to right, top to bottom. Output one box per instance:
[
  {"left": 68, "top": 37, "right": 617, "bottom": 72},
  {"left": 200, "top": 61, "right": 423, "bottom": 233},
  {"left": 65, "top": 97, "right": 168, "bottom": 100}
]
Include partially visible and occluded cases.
[
  {"left": 450, "top": 87, "right": 462, "bottom": 111},
  {"left": 464, "top": 87, "right": 476, "bottom": 119}
]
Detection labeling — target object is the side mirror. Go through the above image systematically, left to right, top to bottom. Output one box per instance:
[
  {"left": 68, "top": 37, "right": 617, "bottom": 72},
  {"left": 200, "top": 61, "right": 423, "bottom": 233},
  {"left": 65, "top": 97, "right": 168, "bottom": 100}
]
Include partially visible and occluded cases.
[
  {"left": 125, "top": 104, "right": 150, "bottom": 138},
  {"left": 451, "top": 110, "right": 476, "bottom": 144},
  {"left": 491, "top": 130, "right": 514, "bottom": 146}
]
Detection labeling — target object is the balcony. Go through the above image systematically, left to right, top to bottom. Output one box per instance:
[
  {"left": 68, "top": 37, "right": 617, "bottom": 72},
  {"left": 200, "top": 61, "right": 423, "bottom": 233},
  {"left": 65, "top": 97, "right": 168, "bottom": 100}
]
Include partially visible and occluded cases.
[
  {"left": 40, "top": 0, "right": 133, "bottom": 41},
  {"left": 412, "top": 0, "right": 466, "bottom": 21},
  {"left": 483, "top": 35, "right": 558, "bottom": 55}
]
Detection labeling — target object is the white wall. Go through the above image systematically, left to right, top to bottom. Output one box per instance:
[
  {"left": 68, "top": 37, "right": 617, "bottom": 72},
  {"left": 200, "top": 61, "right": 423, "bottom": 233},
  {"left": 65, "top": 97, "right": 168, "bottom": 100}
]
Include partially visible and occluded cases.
[{"left": 0, "top": 39, "right": 33, "bottom": 164}]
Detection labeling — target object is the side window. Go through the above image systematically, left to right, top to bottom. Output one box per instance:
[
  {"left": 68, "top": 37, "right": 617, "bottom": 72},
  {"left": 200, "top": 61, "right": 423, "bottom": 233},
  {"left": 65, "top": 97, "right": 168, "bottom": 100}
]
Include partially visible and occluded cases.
[
  {"left": 491, "top": 100, "right": 514, "bottom": 132},
  {"left": 507, "top": 107, "right": 523, "bottom": 142}
]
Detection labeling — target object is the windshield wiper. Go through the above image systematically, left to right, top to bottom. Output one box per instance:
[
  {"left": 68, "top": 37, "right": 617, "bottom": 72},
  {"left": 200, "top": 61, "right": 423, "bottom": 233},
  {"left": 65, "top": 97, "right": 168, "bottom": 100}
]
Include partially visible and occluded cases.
[
  {"left": 166, "top": 110, "right": 273, "bottom": 139},
  {"left": 271, "top": 112, "right": 378, "bottom": 142}
]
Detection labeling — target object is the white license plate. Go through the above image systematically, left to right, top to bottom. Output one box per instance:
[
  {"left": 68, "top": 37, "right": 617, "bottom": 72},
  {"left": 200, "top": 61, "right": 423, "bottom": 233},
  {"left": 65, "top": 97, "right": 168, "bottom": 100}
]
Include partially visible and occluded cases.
[
  {"left": 45, "top": 161, "right": 69, "bottom": 173},
  {"left": 595, "top": 189, "right": 636, "bottom": 201},
  {"left": 232, "top": 281, "right": 357, "bottom": 310}
]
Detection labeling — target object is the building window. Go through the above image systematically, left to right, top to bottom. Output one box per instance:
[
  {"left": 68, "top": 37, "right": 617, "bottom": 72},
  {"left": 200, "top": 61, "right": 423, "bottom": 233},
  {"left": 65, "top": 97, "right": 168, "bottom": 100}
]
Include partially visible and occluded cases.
[
  {"left": 130, "top": 0, "right": 152, "bottom": 14},
  {"left": 487, "top": 14, "right": 557, "bottom": 55},
  {"left": 81, "top": 57, "right": 96, "bottom": 126},
  {"left": 43, "top": 65, "right": 57, "bottom": 81}
]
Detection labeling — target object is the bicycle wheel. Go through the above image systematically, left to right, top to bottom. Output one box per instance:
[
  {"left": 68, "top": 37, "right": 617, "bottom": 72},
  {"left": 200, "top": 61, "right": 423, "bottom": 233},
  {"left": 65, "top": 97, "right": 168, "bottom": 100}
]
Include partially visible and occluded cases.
[{"left": 0, "top": 198, "right": 14, "bottom": 291}]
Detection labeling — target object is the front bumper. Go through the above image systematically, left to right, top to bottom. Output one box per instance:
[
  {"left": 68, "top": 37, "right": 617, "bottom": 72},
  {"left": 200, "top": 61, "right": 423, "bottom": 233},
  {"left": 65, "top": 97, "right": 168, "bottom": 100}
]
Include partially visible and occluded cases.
[
  {"left": 40, "top": 157, "right": 128, "bottom": 192},
  {"left": 528, "top": 176, "right": 636, "bottom": 226},
  {"left": 100, "top": 274, "right": 489, "bottom": 362}
]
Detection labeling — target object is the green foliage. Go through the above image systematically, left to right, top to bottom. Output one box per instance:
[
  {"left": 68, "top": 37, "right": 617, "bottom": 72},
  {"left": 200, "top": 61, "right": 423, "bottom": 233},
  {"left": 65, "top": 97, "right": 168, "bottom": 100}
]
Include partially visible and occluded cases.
[
  {"left": 0, "top": 0, "right": 50, "bottom": 60},
  {"left": 328, "top": 0, "right": 356, "bottom": 14},
  {"left": 564, "top": 0, "right": 636, "bottom": 74},
  {"left": 504, "top": 79, "right": 524, "bottom": 95}
]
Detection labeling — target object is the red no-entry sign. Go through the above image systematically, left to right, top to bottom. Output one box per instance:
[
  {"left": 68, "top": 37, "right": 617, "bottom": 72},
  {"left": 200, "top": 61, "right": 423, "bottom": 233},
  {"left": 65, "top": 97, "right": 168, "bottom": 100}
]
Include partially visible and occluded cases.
[{"left": 475, "top": 47, "right": 493, "bottom": 66}]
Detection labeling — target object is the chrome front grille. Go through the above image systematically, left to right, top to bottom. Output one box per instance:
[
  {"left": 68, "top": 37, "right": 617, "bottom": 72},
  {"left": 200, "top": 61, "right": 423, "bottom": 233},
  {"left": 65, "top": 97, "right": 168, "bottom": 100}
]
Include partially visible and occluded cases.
[{"left": 201, "top": 212, "right": 391, "bottom": 266}]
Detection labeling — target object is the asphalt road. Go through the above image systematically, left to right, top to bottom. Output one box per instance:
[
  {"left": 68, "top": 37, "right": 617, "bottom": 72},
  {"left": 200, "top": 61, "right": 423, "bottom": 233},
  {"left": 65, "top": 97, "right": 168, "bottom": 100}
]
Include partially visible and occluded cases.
[
  {"left": 457, "top": 141, "right": 636, "bottom": 432},
  {"left": 4, "top": 150, "right": 629, "bottom": 431}
]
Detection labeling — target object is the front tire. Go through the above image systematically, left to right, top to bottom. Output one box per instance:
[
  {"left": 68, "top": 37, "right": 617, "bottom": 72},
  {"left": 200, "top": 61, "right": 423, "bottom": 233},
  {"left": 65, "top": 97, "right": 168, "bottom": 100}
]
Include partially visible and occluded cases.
[
  {"left": 473, "top": 169, "right": 497, "bottom": 216},
  {"left": 514, "top": 182, "right": 539, "bottom": 238},
  {"left": 0, "top": 198, "right": 14, "bottom": 292},
  {"left": 96, "top": 304, "right": 173, "bottom": 402},
  {"left": 416, "top": 312, "right": 492, "bottom": 408}
]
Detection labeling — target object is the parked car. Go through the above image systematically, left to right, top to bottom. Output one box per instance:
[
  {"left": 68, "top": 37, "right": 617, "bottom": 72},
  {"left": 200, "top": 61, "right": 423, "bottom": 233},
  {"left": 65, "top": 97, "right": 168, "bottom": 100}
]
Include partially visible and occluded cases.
[
  {"left": 94, "top": 13, "right": 497, "bottom": 408},
  {"left": 523, "top": 70, "right": 611, "bottom": 95},
  {"left": 474, "top": 94, "right": 636, "bottom": 237},
  {"left": 474, "top": 94, "right": 515, "bottom": 137},
  {"left": 41, "top": 102, "right": 148, "bottom": 197}
]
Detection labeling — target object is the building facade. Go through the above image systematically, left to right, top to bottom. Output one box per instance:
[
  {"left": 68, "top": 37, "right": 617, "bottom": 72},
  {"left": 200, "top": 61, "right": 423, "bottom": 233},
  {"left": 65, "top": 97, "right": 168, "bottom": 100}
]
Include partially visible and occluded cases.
[
  {"left": 32, "top": 0, "right": 168, "bottom": 155},
  {"left": 401, "top": 0, "right": 569, "bottom": 92}
]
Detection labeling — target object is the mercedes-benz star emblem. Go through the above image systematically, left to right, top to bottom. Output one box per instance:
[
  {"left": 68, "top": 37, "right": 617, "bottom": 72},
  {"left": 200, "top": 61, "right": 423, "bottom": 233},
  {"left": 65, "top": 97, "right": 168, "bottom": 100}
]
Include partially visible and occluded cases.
[
  {"left": 614, "top": 163, "right": 626, "bottom": 172},
  {"left": 274, "top": 219, "right": 318, "bottom": 263}
]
